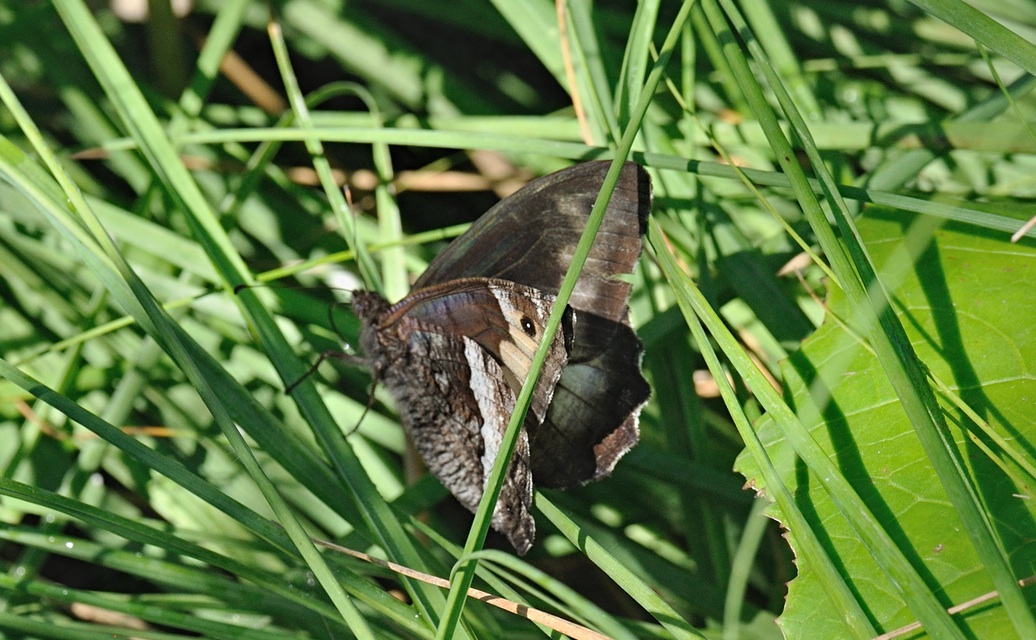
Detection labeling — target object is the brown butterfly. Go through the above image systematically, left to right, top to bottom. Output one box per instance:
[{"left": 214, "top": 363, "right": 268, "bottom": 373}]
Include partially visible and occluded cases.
[{"left": 352, "top": 161, "right": 651, "bottom": 554}]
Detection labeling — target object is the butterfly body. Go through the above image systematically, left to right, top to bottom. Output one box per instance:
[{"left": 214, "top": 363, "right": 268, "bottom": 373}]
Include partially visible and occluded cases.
[{"left": 354, "top": 161, "right": 651, "bottom": 553}]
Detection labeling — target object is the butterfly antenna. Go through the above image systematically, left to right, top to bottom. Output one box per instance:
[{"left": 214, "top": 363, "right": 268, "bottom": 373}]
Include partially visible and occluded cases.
[{"left": 285, "top": 349, "right": 365, "bottom": 394}]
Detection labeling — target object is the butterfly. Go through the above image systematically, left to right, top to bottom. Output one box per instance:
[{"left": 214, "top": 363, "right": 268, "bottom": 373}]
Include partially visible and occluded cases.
[{"left": 352, "top": 161, "right": 651, "bottom": 554}]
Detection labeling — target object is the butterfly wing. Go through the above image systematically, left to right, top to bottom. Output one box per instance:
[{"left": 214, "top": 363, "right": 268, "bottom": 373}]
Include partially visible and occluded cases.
[
  {"left": 413, "top": 161, "right": 650, "bottom": 323},
  {"left": 414, "top": 161, "right": 652, "bottom": 488},
  {"left": 353, "top": 280, "right": 570, "bottom": 553}
]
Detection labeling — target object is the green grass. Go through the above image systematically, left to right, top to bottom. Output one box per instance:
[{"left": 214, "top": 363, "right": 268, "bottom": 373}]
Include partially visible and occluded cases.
[{"left": 1, "top": 0, "right": 1035, "bottom": 638}]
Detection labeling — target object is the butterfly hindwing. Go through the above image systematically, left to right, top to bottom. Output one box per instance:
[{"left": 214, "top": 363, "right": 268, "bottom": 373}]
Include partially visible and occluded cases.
[
  {"left": 413, "top": 161, "right": 650, "bottom": 323},
  {"left": 530, "top": 314, "right": 649, "bottom": 487}
]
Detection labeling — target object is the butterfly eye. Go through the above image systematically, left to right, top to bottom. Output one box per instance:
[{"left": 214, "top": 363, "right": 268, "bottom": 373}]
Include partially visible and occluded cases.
[{"left": 520, "top": 316, "right": 536, "bottom": 337}]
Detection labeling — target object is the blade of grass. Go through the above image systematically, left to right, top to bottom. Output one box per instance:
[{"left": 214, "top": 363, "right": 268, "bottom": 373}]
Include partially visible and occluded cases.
[
  {"left": 564, "top": 0, "right": 621, "bottom": 144},
  {"left": 616, "top": 0, "right": 660, "bottom": 126},
  {"left": 907, "top": 0, "right": 1036, "bottom": 76},
  {"left": 435, "top": 1, "right": 695, "bottom": 636},
  {"left": 266, "top": 15, "right": 382, "bottom": 294},
  {"left": 120, "top": 125, "right": 1036, "bottom": 238},
  {"left": 649, "top": 220, "right": 876, "bottom": 638},
  {"left": 536, "top": 495, "right": 704, "bottom": 639},
  {"left": 723, "top": 497, "right": 771, "bottom": 640}
]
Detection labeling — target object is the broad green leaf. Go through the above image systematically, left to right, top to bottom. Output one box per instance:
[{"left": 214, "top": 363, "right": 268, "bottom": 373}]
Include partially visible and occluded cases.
[{"left": 737, "top": 211, "right": 1036, "bottom": 637}]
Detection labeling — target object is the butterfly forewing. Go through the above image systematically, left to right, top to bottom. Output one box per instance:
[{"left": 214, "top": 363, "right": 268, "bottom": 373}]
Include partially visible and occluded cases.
[{"left": 380, "top": 278, "right": 570, "bottom": 423}]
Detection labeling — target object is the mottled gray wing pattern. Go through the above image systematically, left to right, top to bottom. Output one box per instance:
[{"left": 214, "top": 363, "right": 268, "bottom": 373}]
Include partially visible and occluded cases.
[
  {"left": 352, "top": 280, "right": 570, "bottom": 553},
  {"left": 401, "top": 329, "right": 535, "bottom": 554}
]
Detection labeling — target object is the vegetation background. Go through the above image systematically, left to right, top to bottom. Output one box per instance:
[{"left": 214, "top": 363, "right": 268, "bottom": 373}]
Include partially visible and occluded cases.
[{"left": 0, "top": 0, "right": 1034, "bottom": 638}]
